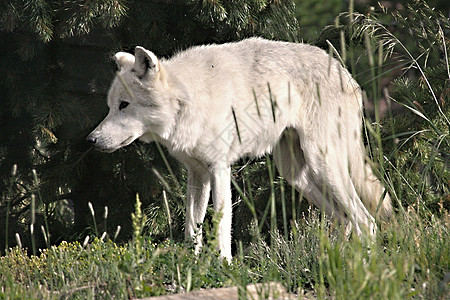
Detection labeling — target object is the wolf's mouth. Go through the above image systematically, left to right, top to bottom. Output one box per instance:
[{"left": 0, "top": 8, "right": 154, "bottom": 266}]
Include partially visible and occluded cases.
[
  {"left": 94, "top": 136, "right": 135, "bottom": 153},
  {"left": 119, "top": 136, "right": 135, "bottom": 147}
]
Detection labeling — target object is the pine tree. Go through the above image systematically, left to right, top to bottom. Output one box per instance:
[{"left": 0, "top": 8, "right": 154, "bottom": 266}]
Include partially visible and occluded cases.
[{"left": 0, "top": 0, "right": 300, "bottom": 251}]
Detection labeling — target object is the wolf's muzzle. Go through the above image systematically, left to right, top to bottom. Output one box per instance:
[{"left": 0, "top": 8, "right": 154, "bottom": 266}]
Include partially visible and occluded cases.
[{"left": 86, "top": 135, "right": 97, "bottom": 144}]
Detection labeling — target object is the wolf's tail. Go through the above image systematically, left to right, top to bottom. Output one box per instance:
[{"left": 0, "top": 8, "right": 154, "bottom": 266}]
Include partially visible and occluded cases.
[{"left": 350, "top": 143, "right": 393, "bottom": 220}]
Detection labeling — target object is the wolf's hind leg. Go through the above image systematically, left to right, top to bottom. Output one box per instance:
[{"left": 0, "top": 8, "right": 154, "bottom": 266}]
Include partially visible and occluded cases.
[
  {"left": 273, "top": 129, "right": 346, "bottom": 221},
  {"left": 296, "top": 131, "right": 376, "bottom": 237}
]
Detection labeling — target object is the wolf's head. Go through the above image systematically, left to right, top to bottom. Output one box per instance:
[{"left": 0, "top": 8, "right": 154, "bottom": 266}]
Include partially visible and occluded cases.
[{"left": 87, "top": 47, "right": 180, "bottom": 152}]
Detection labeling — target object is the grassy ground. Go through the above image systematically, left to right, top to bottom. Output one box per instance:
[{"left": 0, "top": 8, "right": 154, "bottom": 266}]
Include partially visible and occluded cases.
[{"left": 1, "top": 197, "right": 448, "bottom": 299}]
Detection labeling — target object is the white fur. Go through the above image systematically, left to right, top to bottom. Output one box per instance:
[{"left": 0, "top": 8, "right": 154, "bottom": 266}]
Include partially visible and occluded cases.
[{"left": 87, "top": 37, "right": 392, "bottom": 261}]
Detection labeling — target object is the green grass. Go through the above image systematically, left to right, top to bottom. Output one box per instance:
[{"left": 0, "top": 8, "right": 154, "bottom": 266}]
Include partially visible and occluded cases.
[{"left": 1, "top": 198, "right": 448, "bottom": 299}]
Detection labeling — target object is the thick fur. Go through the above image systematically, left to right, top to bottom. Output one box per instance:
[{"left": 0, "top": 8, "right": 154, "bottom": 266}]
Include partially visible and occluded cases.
[{"left": 87, "top": 38, "right": 391, "bottom": 260}]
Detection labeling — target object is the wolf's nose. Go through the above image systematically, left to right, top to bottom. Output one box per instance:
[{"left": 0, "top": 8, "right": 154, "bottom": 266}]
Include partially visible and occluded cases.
[{"left": 86, "top": 135, "right": 97, "bottom": 144}]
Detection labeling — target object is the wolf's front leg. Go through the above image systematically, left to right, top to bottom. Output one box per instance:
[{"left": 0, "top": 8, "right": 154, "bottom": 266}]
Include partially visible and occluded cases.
[
  {"left": 185, "top": 163, "right": 211, "bottom": 254},
  {"left": 210, "top": 164, "right": 232, "bottom": 261}
]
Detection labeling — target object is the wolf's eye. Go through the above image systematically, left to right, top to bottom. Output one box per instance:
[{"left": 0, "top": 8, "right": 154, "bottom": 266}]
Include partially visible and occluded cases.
[{"left": 119, "top": 101, "right": 129, "bottom": 110}]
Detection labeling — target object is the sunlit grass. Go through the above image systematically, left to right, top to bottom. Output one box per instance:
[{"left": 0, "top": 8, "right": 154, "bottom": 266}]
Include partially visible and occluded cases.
[{"left": 1, "top": 198, "right": 448, "bottom": 299}]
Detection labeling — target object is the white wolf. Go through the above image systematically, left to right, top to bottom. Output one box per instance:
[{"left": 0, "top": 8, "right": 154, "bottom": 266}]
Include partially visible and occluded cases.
[{"left": 87, "top": 37, "right": 391, "bottom": 260}]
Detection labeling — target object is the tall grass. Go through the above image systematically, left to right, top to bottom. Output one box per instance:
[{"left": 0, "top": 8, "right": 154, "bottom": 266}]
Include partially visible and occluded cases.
[{"left": 1, "top": 196, "right": 448, "bottom": 299}]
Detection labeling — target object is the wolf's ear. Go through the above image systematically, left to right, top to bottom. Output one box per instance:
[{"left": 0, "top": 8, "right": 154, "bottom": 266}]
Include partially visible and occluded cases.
[
  {"left": 134, "top": 46, "right": 159, "bottom": 78},
  {"left": 113, "top": 52, "right": 135, "bottom": 71}
]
